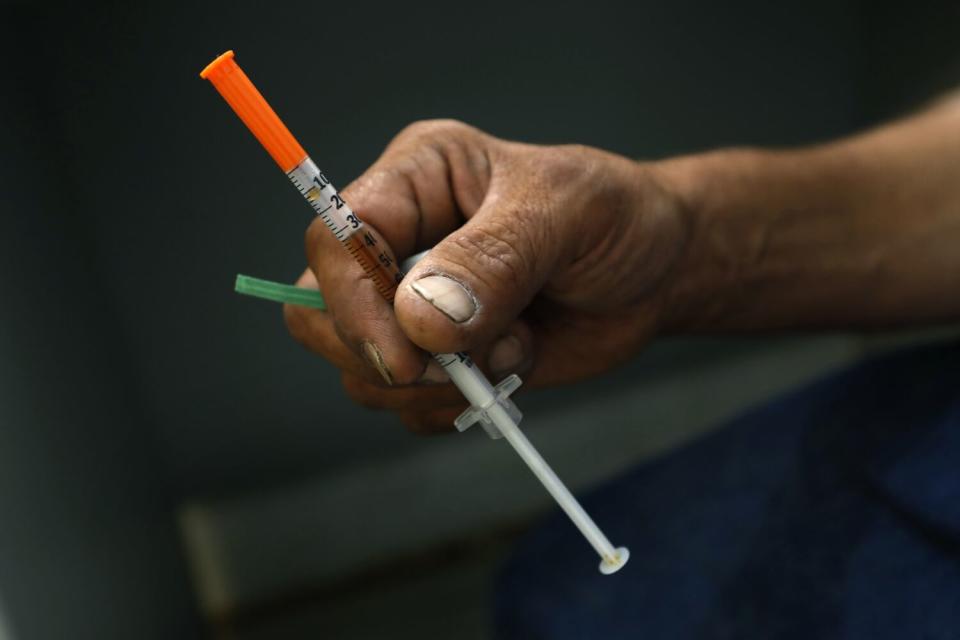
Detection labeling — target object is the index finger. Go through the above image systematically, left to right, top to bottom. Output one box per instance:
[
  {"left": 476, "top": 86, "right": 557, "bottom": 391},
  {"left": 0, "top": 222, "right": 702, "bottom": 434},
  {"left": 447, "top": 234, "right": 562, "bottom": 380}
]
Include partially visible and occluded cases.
[
  {"left": 333, "top": 119, "right": 493, "bottom": 260},
  {"left": 303, "top": 123, "right": 493, "bottom": 383}
]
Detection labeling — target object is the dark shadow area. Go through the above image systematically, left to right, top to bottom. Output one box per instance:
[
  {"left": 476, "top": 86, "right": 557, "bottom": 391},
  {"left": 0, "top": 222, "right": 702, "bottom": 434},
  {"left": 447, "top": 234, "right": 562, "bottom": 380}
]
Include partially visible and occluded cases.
[{"left": 1, "top": 1, "right": 956, "bottom": 637}]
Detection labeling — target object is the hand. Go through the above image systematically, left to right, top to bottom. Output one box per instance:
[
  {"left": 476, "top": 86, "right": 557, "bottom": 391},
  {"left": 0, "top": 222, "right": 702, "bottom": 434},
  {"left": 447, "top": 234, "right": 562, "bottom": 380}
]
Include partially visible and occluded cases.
[{"left": 285, "top": 120, "right": 689, "bottom": 433}]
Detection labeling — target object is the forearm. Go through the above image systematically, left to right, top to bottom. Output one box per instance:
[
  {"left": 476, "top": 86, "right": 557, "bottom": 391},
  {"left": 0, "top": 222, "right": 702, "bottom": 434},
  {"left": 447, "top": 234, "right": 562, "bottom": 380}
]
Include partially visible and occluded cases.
[{"left": 658, "top": 94, "right": 960, "bottom": 333}]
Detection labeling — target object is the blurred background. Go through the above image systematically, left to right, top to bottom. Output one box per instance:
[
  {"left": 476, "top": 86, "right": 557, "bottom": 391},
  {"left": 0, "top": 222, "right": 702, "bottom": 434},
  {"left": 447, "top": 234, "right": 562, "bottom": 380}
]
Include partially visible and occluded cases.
[{"left": 1, "top": 1, "right": 957, "bottom": 638}]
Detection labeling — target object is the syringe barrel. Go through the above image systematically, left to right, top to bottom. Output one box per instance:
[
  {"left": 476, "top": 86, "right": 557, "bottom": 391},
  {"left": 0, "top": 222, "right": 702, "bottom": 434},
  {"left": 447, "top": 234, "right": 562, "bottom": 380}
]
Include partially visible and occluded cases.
[
  {"left": 203, "top": 50, "right": 628, "bottom": 574},
  {"left": 287, "top": 157, "right": 403, "bottom": 301},
  {"left": 432, "top": 352, "right": 495, "bottom": 407}
]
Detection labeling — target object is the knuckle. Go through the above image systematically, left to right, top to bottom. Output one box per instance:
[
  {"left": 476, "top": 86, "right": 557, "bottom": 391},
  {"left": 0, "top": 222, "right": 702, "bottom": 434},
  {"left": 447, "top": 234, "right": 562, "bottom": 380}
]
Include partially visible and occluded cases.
[
  {"left": 395, "top": 119, "right": 474, "bottom": 145},
  {"left": 541, "top": 145, "right": 590, "bottom": 186},
  {"left": 349, "top": 166, "right": 399, "bottom": 199},
  {"left": 451, "top": 215, "right": 539, "bottom": 291}
]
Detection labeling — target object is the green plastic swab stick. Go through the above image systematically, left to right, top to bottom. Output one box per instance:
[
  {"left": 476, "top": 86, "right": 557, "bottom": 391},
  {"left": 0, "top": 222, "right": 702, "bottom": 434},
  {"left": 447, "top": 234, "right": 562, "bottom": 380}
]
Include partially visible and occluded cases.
[{"left": 234, "top": 274, "right": 326, "bottom": 310}]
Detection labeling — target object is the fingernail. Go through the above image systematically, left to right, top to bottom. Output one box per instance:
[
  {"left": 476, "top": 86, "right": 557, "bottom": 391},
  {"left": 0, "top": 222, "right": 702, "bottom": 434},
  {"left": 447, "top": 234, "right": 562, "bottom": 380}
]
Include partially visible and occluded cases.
[
  {"left": 410, "top": 275, "right": 476, "bottom": 323},
  {"left": 488, "top": 335, "right": 524, "bottom": 375},
  {"left": 361, "top": 341, "right": 394, "bottom": 386},
  {"left": 418, "top": 360, "right": 450, "bottom": 385}
]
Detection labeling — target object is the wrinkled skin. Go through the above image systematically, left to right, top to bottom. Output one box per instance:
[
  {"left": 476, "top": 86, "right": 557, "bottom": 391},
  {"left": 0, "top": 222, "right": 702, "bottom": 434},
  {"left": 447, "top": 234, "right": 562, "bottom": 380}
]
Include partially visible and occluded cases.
[{"left": 284, "top": 120, "right": 690, "bottom": 433}]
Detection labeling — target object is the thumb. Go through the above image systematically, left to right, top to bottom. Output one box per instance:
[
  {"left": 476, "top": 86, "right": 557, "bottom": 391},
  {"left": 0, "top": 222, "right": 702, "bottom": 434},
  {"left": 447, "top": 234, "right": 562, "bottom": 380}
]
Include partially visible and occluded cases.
[{"left": 394, "top": 189, "right": 565, "bottom": 353}]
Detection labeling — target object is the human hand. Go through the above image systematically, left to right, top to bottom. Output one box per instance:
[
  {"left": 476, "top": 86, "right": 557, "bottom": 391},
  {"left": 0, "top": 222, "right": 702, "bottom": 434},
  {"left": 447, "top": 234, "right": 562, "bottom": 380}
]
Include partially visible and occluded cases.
[{"left": 285, "top": 120, "right": 689, "bottom": 433}]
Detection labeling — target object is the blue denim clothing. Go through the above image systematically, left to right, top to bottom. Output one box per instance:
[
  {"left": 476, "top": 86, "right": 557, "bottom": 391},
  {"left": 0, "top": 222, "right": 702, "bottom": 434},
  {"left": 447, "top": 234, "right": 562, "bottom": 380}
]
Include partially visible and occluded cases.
[{"left": 496, "top": 341, "right": 960, "bottom": 639}]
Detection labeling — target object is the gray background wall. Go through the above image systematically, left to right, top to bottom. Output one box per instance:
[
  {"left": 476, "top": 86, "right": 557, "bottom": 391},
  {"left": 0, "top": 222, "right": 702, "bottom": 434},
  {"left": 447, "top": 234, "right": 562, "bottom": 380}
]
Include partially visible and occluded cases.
[{"left": 1, "top": 1, "right": 956, "bottom": 638}]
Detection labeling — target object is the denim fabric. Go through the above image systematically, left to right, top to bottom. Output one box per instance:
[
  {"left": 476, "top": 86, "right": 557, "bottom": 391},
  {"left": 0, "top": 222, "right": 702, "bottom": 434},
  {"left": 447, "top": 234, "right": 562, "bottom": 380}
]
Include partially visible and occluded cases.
[{"left": 495, "top": 341, "right": 960, "bottom": 639}]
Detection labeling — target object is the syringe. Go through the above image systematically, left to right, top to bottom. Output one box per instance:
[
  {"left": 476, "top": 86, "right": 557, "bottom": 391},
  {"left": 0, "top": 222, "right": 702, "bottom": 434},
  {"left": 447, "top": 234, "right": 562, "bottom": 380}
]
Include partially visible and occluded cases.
[{"left": 201, "top": 50, "right": 629, "bottom": 574}]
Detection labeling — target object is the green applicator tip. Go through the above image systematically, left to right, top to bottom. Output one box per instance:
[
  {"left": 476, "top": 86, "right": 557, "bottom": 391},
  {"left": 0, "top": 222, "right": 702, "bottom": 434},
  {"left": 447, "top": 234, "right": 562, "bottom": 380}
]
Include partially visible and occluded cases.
[{"left": 234, "top": 274, "right": 326, "bottom": 310}]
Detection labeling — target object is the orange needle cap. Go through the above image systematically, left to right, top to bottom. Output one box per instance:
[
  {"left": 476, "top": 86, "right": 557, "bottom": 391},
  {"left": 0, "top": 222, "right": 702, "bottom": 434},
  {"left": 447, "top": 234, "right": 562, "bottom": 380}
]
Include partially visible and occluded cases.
[{"left": 200, "top": 50, "right": 307, "bottom": 173}]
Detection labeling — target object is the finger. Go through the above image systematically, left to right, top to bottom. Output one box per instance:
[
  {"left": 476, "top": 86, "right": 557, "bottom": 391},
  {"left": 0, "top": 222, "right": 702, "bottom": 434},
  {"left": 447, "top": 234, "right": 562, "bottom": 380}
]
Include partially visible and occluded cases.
[
  {"left": 338, "top": 119, "right": 492, "bottom": 259},
  {"left": 305, "top": 121, "right": 494, "bottom": 385},
  {"left": 394, "top": 158, "right": 576, "bottom": 354},
  {"left": 306, "top": 216, "right": 429, "bottom": 385},
  {"left": 283, "top": 269, "right": 460, "bottom": 386},
  {"left": 284, "top": 269, "right": 405, "bottom": 385},
  {"left": 522, "top": 301, "right": 660, "bottom": 388},
  {"left": 467, "top": 319, "right": 535, "bottom": 381},
  {"left": 340, "top": 370, "right": 465, "bottom": 411}
]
